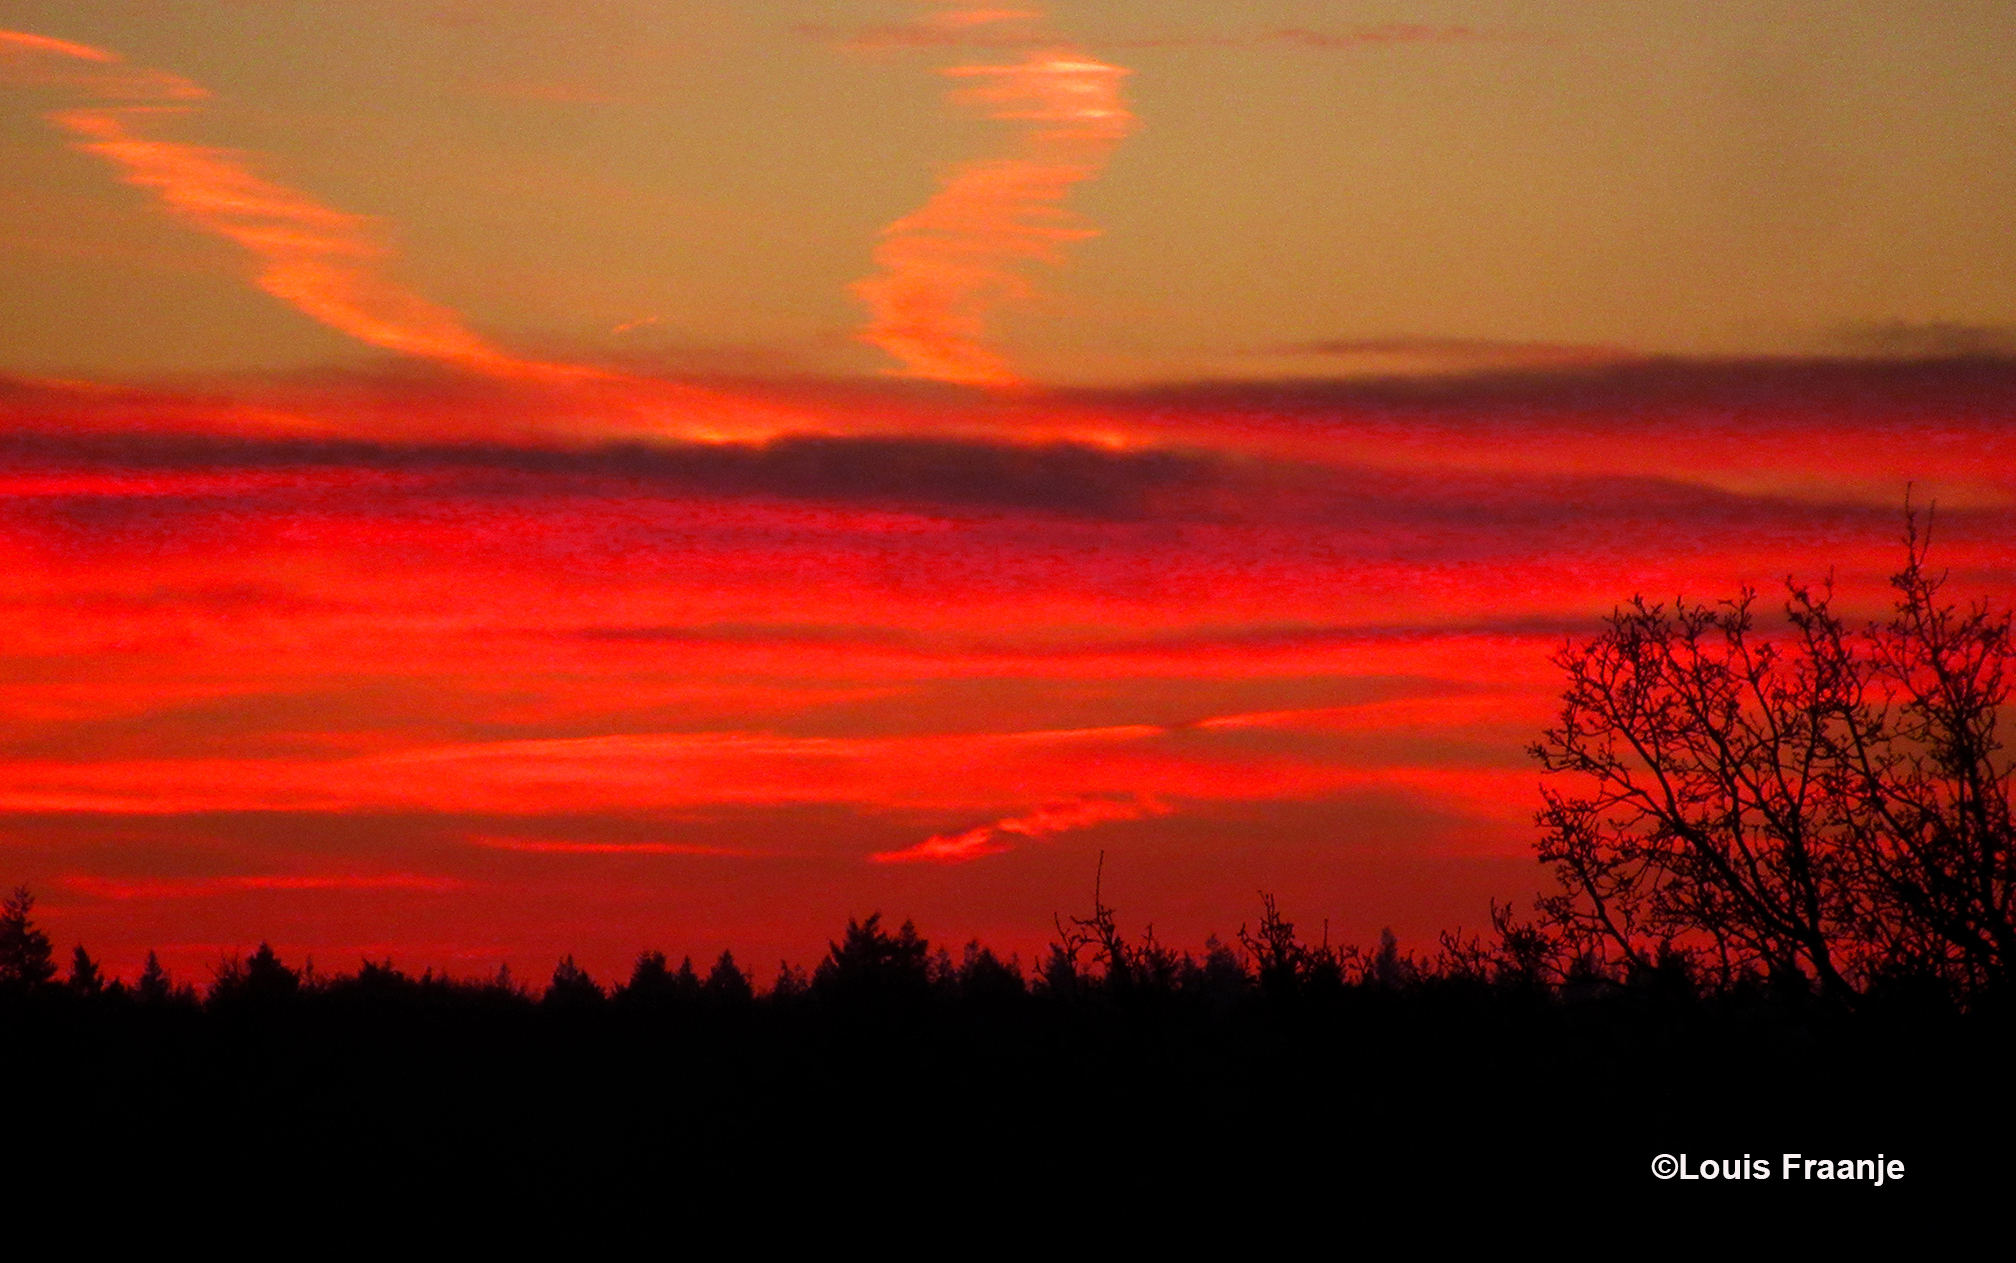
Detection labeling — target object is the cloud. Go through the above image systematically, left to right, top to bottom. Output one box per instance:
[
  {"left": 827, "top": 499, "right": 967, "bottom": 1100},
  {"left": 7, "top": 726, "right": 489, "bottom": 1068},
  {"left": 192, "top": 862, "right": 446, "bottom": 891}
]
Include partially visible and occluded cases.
[
  {"left": 809, "top": 9, "right": 1051, "bottom": 54},
  {"left": 830, "top": 9, "right": 1482, "bottom": 388},
  {"left": 805, "top": 18, "right": 1488, "bottom": 55},
  {"left": 1260, "top": 25, "right": 1482, "bottom": 50},
  {"left": 0, "top": 26, "right": 208, "bottom": 100},
  {"left": 1, "top": 27, "right": 623, "bottom": 388},
  {"left": 0, "top": 30, "right": 117, "bottom": 62},
  {"left": 852, "top": 42, "right": 1137, "bottom": 386},
  {"left": 50, "top": 109, "right": 600, "bottom": 384},
  {"left": 1831, "top": 320, "right": 2016, "bottom": 361},
  {"left": 1260, "top": 336, "right": 1635, "bottom": 377},
  {"left": 1081, "top": 354, "right": 2016, "bottom": 426},
  {"left": 0, "top": 426, "right": 1222, "bottom": 519},
  {"left": 571, "top": 622, "right": 925, "bottom": 649},
  {"left": 870, "top": 793, "right": 1169, "bottom": 863},
  {"left": 467, "top": 835, "right": 738, "bottom": 856},
  {"left": 63, "top": 872, "right": 464, "bottom": 899}
]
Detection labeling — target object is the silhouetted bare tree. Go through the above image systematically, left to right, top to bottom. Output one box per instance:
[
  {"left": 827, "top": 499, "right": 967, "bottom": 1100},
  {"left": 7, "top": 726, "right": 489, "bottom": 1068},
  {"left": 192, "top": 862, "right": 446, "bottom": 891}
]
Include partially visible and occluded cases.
[
  {"left": 1531, "top": 513, "right": 2014, "bottom": 1007},
  {"left": 1053, "top": 852, "right": 1145, "bottom": 995},
  {"left": 1239, "top": 893, "right": 1303, "bottom": 998}
]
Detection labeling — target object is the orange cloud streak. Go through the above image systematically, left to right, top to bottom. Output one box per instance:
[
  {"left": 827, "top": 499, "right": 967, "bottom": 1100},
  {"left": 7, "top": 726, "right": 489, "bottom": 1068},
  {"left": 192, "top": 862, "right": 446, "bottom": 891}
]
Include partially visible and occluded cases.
[
  {"left": 0, "top": 26, "right": 208, "bottom": 100},
  {"left": 1, "top": 27, "right": 614, "bottom": 388},
  {"left": 0, "top": 29, "right": 117, "bottom": 61},
  {"left": 852, "top": 37, "right": 1136, "bottom": 386},
  {"left": 50, "top": 109, "right": 598, "bottom": 384},
  {"left": 872, "top": 792, "right": 1170, "bottom": 864}
]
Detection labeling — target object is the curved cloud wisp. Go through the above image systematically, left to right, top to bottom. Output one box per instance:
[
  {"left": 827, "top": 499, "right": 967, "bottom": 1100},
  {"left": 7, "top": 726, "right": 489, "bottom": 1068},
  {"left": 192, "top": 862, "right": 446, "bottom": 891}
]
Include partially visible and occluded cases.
[
  {"left": 852, "top": 11, "right": 1136, "bottom": 387},
  {"left": 4, "top": 28, "right": 593, "bottom": 385},
  {"left": 0, "top": 29, "right": 117, "bottom": 62},
  {"left": 872, "top": 793, "right": 1168, "bottom": 864}
]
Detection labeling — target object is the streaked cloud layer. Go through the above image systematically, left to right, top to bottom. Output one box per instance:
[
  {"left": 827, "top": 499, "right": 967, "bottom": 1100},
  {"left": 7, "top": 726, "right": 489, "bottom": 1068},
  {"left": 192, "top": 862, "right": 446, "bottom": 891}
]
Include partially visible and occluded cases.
[{"left": 4, "top": 358, "right": 2010, "bottom": 978}]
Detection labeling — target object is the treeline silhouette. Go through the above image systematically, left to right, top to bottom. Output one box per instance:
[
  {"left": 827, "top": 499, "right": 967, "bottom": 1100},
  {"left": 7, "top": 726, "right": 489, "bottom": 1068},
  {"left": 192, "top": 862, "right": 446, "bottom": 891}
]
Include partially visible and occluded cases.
[
  {"left": 4, "top": 869, "right": 2003, "bottom": 1021},
  {"left": 2, "top": 878, "right": 2007, "bottom": 1211},
  {"left": 7, "top": 882, "right": 1993, "bottom": 1020}
]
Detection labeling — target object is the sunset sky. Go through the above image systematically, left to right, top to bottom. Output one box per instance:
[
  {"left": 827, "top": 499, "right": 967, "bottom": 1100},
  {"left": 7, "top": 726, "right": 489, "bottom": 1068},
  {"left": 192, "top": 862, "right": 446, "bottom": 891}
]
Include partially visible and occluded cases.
[{"left": 3, "top": 1, "right": 2013, "bottom": 984}]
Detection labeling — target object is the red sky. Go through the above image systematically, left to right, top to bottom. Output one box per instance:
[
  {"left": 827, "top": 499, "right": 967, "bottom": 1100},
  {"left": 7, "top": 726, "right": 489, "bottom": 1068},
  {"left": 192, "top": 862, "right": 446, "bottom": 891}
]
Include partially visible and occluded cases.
[
  {"left": 4, "top": 6, "right": 2013, "bottom": 987},
  {"left": 7, "top": 360, "right": 2011, "bottom": 984}
]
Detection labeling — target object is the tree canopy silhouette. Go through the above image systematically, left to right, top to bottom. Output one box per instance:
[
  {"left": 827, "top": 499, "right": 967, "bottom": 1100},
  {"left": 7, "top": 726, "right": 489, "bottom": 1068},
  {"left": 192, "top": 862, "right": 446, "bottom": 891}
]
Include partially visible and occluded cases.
[
  {"left": 1530, "top": 514, "right": 2013, "bottom": 1007},
  {"left": 813, "top": 913, "right": 931, "bottom": 1005},
  {"left": 210, "top": 942, "right": 302, "bottom": 1010}
]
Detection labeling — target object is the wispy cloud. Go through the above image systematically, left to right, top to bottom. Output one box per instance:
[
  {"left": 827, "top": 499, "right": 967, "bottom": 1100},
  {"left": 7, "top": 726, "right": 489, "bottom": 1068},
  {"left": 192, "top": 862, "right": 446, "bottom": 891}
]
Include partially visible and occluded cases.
[
  {"left": 851, "top": 7, "right": 1137, "bottom": 386},
  {"left": 810, "top": 8, "right": 1050, "bottom": 54},
  {"left": 839, "top": 12, "right": 1481, "bottom": 387},
  {"left": 805, "top": 18, "right": 1487, "bottom": 55},
  {"left": 1262, "top": 25, "right": 1481, "bottom": 51},
  {"left": 0, "top": 27, "right": 209, "bottom": 100},
  {"left": 1, "top": 27, "right": 610, "bottom": 386},
  {"left": 0, "top": 29, "right": 117, "bottom": 62},
  {"left": 51, "top": 110, "right": 604, "bottom": 382},
  {"left": 1830, "top": 319, "right": 2016, "bottom": 360},
  {"left": 1252, "top": 336, "right": 1635, "bottom": 378},
  {"left": 871, "top": 792, "right": 1169, "bottom": 864},
  {"left": 468, "top": 835, "right": 738, "bottom": 856},
  {"left": 63, "top": 872, "right": 465, "bottom": 899}
]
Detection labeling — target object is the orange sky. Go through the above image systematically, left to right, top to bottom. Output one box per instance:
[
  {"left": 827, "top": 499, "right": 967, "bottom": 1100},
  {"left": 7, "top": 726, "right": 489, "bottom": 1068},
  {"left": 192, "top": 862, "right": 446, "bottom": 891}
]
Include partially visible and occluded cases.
[{"left": 2, "top": 5, "right": 2012, "bottom": 985}]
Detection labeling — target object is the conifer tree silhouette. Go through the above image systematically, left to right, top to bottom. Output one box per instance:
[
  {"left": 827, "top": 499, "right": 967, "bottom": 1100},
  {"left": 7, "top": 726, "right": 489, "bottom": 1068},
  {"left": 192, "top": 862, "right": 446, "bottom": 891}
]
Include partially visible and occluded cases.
[
  {"left": 0, "top": 887, "right": 56, "bottom": 991},
  {"left": 813, "top": 913, "right": 931, "bottom": 1006},
  {"left": 955, "top": 941, "right": 1025, "bottom": 1004},
  {"left": 211, "top": 943, "right": 301, "bottom": 1009},
  {"left": 68, "top": 945, "right": 104, "bottom": 996},
  {"left": 136, "top": 950, "right": 175, "bottom": 1004},
  {"left": 616, "top": 950, "right": 677, "bottom": 1007},
  {"left": 702, "top": 951, "right": 752, "bottom": 1007},
  {"left": 545, "top": 955, "right": 603, "bottom": 1008},
  {"left": 771, "top": 959, "right": 810, "bottom": 1001}
]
